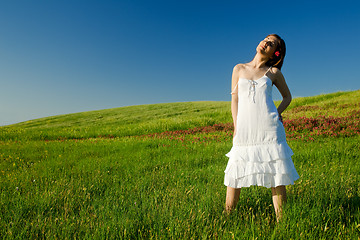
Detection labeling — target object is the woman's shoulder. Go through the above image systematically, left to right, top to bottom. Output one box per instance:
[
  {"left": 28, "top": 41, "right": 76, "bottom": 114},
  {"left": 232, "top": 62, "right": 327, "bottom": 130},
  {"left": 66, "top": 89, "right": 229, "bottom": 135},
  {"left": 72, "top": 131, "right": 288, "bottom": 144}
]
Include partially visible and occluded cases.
[
  {"left": 233, "top": 63, "right": 246, "bottom": 72},
  {"left": 269, "top": 66, "right": 285, "bottom": 83},
  {"left": 270, "top": 66, "right": 281, "bottom": 74}
]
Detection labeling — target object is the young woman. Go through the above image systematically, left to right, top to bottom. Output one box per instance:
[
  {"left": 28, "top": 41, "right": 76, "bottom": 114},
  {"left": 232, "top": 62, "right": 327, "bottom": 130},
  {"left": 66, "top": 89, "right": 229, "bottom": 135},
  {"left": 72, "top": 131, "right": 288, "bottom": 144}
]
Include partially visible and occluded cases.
[{"left": 224, "top": 34, "right": 299, "bottom": 221}]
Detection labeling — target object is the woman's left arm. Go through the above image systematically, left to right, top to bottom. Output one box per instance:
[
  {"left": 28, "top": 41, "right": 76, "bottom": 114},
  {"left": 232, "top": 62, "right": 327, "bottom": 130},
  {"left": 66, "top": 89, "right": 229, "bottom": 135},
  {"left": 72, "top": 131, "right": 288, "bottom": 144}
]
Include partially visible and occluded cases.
[{"left": 272, "top": 68, "right": 292, "bottom": 116}]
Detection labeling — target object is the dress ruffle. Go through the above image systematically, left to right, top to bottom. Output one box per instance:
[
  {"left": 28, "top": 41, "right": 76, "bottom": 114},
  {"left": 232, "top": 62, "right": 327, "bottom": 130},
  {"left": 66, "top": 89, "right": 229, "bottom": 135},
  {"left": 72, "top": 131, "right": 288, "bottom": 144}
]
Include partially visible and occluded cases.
[{"left": 224, "top": 141, "right": 299, "bottom": 188}]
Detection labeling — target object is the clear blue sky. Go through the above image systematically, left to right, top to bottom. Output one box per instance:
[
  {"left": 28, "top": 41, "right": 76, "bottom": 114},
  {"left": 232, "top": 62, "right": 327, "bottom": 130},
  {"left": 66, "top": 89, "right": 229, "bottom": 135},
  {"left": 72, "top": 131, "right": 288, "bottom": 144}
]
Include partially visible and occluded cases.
[{"left": 1, "top": 0, "right": 359, "bottom": 126}]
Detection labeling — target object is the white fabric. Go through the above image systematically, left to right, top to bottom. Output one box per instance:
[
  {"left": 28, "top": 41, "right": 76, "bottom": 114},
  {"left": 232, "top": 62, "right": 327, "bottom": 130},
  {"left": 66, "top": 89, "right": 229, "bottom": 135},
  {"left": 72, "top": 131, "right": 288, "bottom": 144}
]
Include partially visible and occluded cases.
[{"left": 224, "top": 72, "right": 299, "bottom": 188}]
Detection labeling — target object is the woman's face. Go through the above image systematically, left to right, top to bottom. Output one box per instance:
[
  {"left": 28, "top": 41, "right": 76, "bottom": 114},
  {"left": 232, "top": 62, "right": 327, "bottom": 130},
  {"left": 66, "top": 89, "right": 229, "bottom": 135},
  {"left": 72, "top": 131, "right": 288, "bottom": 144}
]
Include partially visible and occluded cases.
[{"left": 257, "top": 36, "right": 279, "bottom": 57}]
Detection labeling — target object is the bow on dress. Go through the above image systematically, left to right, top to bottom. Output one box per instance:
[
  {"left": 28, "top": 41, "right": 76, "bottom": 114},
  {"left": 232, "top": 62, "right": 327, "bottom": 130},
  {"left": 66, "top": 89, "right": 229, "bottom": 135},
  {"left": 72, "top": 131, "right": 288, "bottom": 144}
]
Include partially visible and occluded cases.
[{"left": 248, "top": 80, "right": 258, "bottom": 103}]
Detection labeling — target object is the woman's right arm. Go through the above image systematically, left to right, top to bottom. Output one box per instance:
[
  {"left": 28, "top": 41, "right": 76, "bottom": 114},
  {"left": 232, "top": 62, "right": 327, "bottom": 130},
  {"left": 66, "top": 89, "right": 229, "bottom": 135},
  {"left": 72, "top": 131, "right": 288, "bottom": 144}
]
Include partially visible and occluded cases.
[{"left": 231, "top": 64, "right": 240, "bottom": 137}]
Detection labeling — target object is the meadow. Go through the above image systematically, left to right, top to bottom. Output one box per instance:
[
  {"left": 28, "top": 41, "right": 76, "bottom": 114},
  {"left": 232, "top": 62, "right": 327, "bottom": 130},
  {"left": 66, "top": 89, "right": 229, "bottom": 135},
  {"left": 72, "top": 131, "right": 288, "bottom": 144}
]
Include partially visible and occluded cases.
[{"left": 0, "top": 90, "right": 359, "bottom": 239}]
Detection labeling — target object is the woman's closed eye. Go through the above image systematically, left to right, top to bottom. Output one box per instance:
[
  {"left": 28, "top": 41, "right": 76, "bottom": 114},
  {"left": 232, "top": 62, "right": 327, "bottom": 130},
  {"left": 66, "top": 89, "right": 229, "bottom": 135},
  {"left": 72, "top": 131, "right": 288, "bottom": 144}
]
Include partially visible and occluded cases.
[
  {"left": 263, "top": 38, "right": 276, "bottom": 47},
  {"left": 265, "top": 41, "right": 275, "bottom": 47}
]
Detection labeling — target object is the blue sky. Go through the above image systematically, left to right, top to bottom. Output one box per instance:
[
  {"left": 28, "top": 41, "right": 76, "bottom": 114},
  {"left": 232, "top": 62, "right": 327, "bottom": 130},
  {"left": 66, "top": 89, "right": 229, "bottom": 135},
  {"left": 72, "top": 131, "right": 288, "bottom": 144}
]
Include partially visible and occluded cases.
[{"left": 1, "top": 0, "right": 359, "bottom": 126}]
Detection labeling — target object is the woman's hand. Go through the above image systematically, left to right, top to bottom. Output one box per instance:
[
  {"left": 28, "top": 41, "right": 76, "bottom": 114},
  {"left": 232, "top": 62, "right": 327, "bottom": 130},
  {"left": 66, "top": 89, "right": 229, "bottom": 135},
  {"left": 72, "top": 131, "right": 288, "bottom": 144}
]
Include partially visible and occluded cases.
[{"left": 278, "top": 114, "right": 283, "bottom": 123}]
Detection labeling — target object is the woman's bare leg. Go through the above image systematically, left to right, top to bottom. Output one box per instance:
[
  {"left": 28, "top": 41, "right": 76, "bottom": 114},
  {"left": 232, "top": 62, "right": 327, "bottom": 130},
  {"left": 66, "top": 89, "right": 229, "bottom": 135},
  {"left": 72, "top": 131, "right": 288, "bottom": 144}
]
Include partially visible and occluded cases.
[
  {"left": 271, "top": 185, "right": 287, "bottom": 222},
  {"left": 225, "top": 186, "right": 241, "bottom": 213}
]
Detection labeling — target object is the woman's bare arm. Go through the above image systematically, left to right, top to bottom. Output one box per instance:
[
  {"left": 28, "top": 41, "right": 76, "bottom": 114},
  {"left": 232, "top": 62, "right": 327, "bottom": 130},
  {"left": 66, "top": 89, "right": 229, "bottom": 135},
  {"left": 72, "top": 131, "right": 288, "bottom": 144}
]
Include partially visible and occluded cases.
[
  {"left": 231, "top": 64, "right": 241, "bottom": 136},
  {"left": 272, "top": 68, "right": 292, "bottom": 116}
]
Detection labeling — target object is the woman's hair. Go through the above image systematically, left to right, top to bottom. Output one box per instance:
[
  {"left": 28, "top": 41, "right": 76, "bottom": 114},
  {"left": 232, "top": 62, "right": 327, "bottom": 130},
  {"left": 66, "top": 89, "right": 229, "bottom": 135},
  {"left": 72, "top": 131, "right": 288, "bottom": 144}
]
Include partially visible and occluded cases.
[{"left": 266, "top": 34, "right": 286, "bottom": 70}]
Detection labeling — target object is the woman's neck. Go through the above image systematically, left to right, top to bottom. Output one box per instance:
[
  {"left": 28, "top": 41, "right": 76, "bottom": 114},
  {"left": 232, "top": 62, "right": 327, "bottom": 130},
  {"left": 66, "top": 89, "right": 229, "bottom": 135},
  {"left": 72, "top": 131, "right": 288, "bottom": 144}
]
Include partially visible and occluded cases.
[{"left": 249, "top": 53, "right": 270, "bottom": 69}]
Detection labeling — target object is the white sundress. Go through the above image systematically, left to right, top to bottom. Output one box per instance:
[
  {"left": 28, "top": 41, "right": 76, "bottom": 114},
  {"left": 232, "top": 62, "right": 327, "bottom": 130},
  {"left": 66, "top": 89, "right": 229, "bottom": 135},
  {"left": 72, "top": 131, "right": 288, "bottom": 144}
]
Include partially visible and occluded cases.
[{"left": 224, "top": 67, "right": 299, "bottom": 188}]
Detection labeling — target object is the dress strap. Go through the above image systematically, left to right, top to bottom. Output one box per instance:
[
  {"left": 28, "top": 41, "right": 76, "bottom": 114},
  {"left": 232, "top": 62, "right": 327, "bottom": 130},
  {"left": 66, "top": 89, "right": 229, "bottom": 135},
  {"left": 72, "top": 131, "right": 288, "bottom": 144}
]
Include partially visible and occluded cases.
[
  {"left": 264, "top": 66, "right": 272, "bottom": 75},
  {"left": 231, "top": 81, "right": 239, "bottom": 95}
]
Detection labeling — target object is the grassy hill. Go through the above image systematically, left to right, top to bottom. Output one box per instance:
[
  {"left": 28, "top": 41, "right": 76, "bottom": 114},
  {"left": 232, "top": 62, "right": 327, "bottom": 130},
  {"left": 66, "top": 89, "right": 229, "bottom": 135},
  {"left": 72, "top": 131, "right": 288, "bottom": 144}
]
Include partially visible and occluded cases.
[
  {"left": 0, "top": 90, "right": 359, "bottom": 239},
  {"left": 1, "top": 90, "right": 359, "bottom": 141}
]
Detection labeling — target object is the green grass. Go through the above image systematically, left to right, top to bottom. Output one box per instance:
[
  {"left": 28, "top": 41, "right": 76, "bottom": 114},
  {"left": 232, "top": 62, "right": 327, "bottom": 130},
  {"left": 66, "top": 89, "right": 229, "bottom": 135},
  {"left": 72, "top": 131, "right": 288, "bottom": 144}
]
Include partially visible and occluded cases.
[
  {"left": 0, "top": 90, "right": 359, "bottom": 239},
  {"left": 1, "top": 90, "right": 359, "bottom": 140},
  {"left": 285, "top": 90, "right": 360, "bottom": 119},
  {"left": 1, "top": 101, "right": 231, "bottom": 141}
]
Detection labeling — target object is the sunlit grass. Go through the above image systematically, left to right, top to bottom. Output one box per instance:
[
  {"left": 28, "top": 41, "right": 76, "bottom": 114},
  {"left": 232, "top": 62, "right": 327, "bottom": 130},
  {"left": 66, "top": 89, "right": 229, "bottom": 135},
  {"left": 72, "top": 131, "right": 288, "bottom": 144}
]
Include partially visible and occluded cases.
[{"left": 0, "top": 89, "right": 359, "bottom": 239}]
